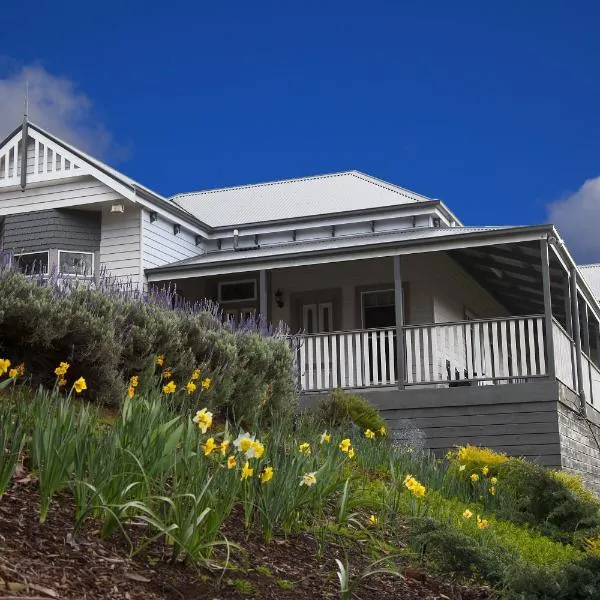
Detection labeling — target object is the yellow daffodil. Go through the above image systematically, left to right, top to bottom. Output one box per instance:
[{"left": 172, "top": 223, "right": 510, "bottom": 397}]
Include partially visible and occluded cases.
[
  {"left": 156, "top": 355, "right": 165, "bottom": 367},
  {"left": 0, "top": 358, "right": 10, "bottom": 376},
  {"left": 54, "top": 361, "right": 69, "bottom": 377},
  {"left": 16, "top": 363, "right": 25, "bottom": 376},
  {"left": 8, "top": 368, "right": 18, "bottom": 379},
  {"left": 162, "top": 368, "right": 172, "bottom": 380},
  {"left": 191, "top": 368, "right": 201, "bottom": 381},
  {"left": 129, "top": 375, "right": 139, "bottom": 388},
  {"left": 58, "top": 377, "right": 67, "bottom": 387},
  {"left": 73, "top": 377, "right": 87, "bottom": 394},
  {"left": 201, "top": 377, "right": 212, "bottom": 390},
  {"left": 162, "top": 380, "right": 176, "bottom": 394},
  {"left": 186, "top": 381, "right": 197, "bottom": 395},
  {"left": 127, "top": 386, "right": 135, "bottom": 399},
  {"left": 192, "top": 408, "right": 213, "bottom": 433},
  {"left": 379, "top": 426, "right": 387, "bottom": 437},
  {"left": 364, "top": 429, "right": 375, "bottom": 439},
  {"left": 233, "top": 431, "right": 254, "bottom": 453},
  {"left": 320, "top": 431, "right": 331, "bottom": 444},
  {"left": 203, "top": 437, "right": 217, "bottom": 456},
  {"left": 339, "top": 438, "right": 351, "bottom": 453},
  {"left": 220, "top": 439, "right": 230, "bottom": 455},
  {"left": 249, "top": 440, "right": 265, "bottom": 459},
  {"left": 298, "top": 442, "right": 311, "bottom": 455},
  {"left": 348, "top": 447, "right": 356, "bottom": 459},
  {"left": 458, "top": 447, "right": 467, "bottom": 461},
  {"left": 445, "top": 450, "right": 454, "bottom": 459},
  {"left": 227, "top": 455, "right": 236, "bottom": 469},
  {"left": 241, "top": 461, "right": 254, "bottom": 480},
  {"left": 459, "top": 464, "right": 466, "bottom": 471},
  {"left": 260, "top": 466, "right": 274, "bottom": 484},
  {"left": 482, "top": 466, "right": 489, "bottom": 476},
  {"left": 300, "top": 472, "right": 317, "bottom": 487},
  {"left": 470, "top": 473, "right": 480, "bottom": 483},
  {"left": 403, "top": 474, "right": 426, "bottom": 497},
  {"left": 490, "top": 477, "right": 498, "bottom": 485},
  {"left": 489, "top": 486, "right": 496, "bottom": 496},
  {"left": 463, "top": 509, "right": 473, "bottom": 519},
  {"left": 368, "top": 514, "right": 379, "bottom": 526},
  {"left": 476, "top": 515, "right": 489, "bottom": 529}
]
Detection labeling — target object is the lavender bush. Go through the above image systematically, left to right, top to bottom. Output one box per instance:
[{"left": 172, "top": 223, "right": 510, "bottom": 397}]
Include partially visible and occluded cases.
[{"left": 0, "top": 267, "right": 297, "bottom": 422}]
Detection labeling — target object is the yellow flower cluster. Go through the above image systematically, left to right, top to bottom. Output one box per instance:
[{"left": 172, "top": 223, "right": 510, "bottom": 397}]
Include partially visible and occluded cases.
[
  {"left": 156, "top": 355, "right": 165, "bottom": 367},
  {"left": 0, "top": 358, "right": 10, "bottom": 376},
  {"left": 0, "top": 359, "right": 25, "bottom": 380},
  {"left": 54, "top": 361, "right": 69, "bottom": 377},
  {"left": 127, "top": 375, "right": 138, "bottom": 399},
  {"left": 73, "top": 377, "right": 87, "bottom": 394},
  {"left": 162, "top": 380, "right": 176, "bottom": 394},
  {"left": 193, "top": 408, "right": 213, "bottom": 433},
  {"left": 364, "top": 429, "right": 375, "bottom": 439},
  {"left": 320, "top": 431, "right": 331, "bottom": 444},
  {"left": 233, "top": 432, "right": 265, "bottom": 459},
  {"left": 339, "top": 438, "right": 355, "bottom": 459},
  {"left": 298, "top": 442, "right": 311, "bottom": 455},
  {"left": 260, "top": 466, "right": 274, "bottom": 484},
  {"left": 300, "top": 472, "right": 317, "bottom": 487},
  {"left": 403, "top": 474, "right": 426, "bottom": 497},
  {"left": 463, "top": 509, "right": 490, "bottom": 529},
  {"left": 368, "top": 514, "right": 379, "bottom": 526}
]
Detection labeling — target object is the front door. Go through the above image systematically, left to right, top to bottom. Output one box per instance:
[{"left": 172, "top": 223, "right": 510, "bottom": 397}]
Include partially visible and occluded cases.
[{"left": 302, "top": 302, "right": 334, "bottom": 334}]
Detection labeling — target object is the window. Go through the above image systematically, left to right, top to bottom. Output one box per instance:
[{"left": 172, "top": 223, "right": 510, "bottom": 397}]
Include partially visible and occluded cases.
[
  {"left": 14, "top": 251, "right": 49, "bottom": 275},
  {"left": 58, "top": 251, "right": 94, "bottom": 276},
  {"left": 218, "top": 279, "right": 256, "bottom": 303},
  {"left": 361, "top": 289, "right": 396, "bottom": 329}
]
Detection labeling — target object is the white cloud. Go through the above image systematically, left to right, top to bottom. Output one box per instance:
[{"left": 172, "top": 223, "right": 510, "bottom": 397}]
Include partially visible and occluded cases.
[
  {"left": 0, "top": 65, "right": 126, "bottom": 161},
  {"left": 547, "top": 176, "right": 600, "bottom": 264}
]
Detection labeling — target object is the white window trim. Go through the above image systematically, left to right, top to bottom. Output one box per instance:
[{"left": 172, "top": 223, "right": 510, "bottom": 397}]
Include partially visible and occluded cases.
[
  {"left": 57, "top": 249, "right": 95, "bottom": 277},
  {"left": 13, "top": 250, "right": 50, "bottom": 274},
  {"left": 218, "top": 279, "right": 257, "bottom": 303},
  {"left": 360, "top": 288, "right": 395, "bottom": 329}
]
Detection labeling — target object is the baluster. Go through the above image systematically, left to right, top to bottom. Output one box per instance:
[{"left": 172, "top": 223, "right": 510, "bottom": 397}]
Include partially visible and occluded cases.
[
  {"left": 526, "top": 318, "right": 537, "bottom": 375},
  {"left": 536, "top": 318, "right": 546, "bottom": 375},
  {"left": 517, "top": 319, "right": 527, "bottom": 376},
  {"left": 491, "top": 321, "right": 501, "bottom": 378},
  {"left": 500, "top": 321, "right": 509, "bottom": 379},
  {"left": 465, "top": 323, "right": 473, "bottom": 379},
  {"left": 422, "top": 326, "right": 430, "bottom": 382},
  {"left": 414, "top": 328, "right": 422, "bottom": 383},
  {"left": 405, "top": 329, "right": 414, "bottom": 384},
  {"left": 379, "top": 330, "right": 388, "bottom": 384},
  {"left": 387, "top": 330, "right": 395, "bottom": 384},
  {"left": 370, "top": 331, "right": 379, "bottom": 385},
  {"left": 362, "top": 332, "right": 370, "bottom": 387},
  {"left": 355, "top": 333, "right": 363, "bottom": 387},
  {"left": 347, "top": 334, "right": 355, "bottom": 387},
  {"left": 323, "top": 335, "right": 331, "bottom": 389},
  {"left": 331, "top": 335, "right": 338, "bottom": 388},
  {"left": 339, "top": 335, "right": 346, "bottom": 387},
  {"left": 307, "top": 337, "right": 314, "bottom": 391}
]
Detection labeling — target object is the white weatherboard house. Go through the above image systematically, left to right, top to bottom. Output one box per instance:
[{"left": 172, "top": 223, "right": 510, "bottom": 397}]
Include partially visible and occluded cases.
[{"left": 1, "top": 119, "right": 600, "bottom": 491}]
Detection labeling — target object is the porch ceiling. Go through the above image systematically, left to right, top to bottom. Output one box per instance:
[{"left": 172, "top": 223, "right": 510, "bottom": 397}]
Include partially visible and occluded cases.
[{"left": 448, "top": 241, "right": 568, "bottom": 322}]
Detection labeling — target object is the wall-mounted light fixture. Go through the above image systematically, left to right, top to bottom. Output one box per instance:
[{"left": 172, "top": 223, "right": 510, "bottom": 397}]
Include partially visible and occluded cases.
[
  {"left": 110, "top": 203, "right": 124, "bottom": 213},
  {"left": 149, "top": 211, "right": 158, "bottom": 223},
  {"left": 173, "top": 223, "right": 181, "bottom": 235},
  {"left": 195, "top": 234, "right": 203, "bottom": 246},
  {"left": 275, "top": 288, "right": 284, "bottom": 308}
]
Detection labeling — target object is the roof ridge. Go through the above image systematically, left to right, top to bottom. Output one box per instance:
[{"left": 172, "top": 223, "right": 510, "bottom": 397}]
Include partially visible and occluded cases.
[
  {"left": 171, "top": 170, "right": 357, "bottom": 200},
  {"left": 579, "top": 263, "right": 600, "bottom": 268}
]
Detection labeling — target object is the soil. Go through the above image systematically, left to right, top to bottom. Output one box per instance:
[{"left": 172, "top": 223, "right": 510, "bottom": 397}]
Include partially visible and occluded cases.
[{"left": 0, "top": 478, "right": 495, "bottom": 600}]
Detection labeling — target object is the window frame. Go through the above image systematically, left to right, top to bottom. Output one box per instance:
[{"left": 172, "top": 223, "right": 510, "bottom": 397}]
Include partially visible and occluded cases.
[
  {"left": 57, "top": 249, "right": 95, "bottom": 277},
  {"left": 13, "top": 250, "right": 50, "bottom": 275},
  {"left": 218, "top": 279, "right": 257, "bottom": 304}
]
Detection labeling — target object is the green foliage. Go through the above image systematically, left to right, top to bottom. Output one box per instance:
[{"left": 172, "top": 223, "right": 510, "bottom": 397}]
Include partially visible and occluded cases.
[
  {"left": 0, "top": 270, "right": 296, "bottom": 424},
  {"left": 318, "top": 388, "right": 385, "bottom": 432},
  {"left": 0, "top": 397, "right": 26, "bottom": 498},
  {"left": 497, "top": 458, "right": 600, "bottom": 542},
  {"left": 412, "top": 517, "right": 514, "bottom": 584},
  {"left": 503, "top": 555, "right": 600, "bottom": 600}
]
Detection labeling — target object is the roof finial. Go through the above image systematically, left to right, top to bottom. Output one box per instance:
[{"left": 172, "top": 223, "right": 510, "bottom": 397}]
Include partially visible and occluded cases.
[{"left": 23, "top": 81, "right": 29, "bottom": 120}]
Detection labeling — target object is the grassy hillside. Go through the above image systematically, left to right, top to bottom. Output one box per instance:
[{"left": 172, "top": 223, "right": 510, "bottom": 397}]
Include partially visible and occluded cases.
[{"left": 1, "top": 360, "right": 599, "bottom": 599}]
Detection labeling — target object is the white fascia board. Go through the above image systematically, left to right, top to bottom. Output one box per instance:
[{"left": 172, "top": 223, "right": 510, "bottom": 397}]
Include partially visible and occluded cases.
[
  {"left": 201, "top": 204, "right": 443, "bottom": 239},
  {"left": 147, "top": 228, "right": 549, "bottom": 282}
]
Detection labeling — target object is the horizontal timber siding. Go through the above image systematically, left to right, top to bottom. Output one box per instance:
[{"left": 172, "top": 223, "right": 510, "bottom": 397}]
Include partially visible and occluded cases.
[
  {"left": 0, "top": 177, "right": 123, "bottom": 216},
  {"left": 99, "top": 207, "right": 142, "bottom": 286},
  {"left": 2, "top": 209, "right": 100, "bottom": 254},
  {"left": 141, "top": 210, "right": 200, "bottom": 271},
  {"left": 337, "top": 382, "right": 563, "bottom": 466}
]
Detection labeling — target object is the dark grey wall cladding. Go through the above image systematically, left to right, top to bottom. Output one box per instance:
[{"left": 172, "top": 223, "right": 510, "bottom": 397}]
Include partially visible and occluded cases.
[
  {"left": 1, "top": 209, "right": 101, "bottom": 253},
  {"left": 303, "top": 382, "right": 564, "bottom": 467},
  {"left": 557, "top": 384, "right": 600, "bottom": 494}
]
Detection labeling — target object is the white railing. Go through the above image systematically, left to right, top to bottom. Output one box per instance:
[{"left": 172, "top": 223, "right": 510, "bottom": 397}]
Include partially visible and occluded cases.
[
  {"left": 405, "top": 316, "right": 546, "bottom": 385},
  {"left": 553, "top": 320, "right": 577, "bottom": 392},
  {"left": 299, "top": 328, "right": 397, "bottom": 391},
  {"left": 582, "top": 352, "right": 600, "bottom": 407}
]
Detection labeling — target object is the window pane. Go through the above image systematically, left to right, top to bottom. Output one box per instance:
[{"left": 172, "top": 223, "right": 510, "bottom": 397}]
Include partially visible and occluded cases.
[
  {"left": 15, "top": 252, "right": 48, "bottom": 274},
  {"left": 59, "top": 252, "right": 93, "bottom": 276},
  {"left": 219, "top": 281, "right": 256, "bottom": 302}
]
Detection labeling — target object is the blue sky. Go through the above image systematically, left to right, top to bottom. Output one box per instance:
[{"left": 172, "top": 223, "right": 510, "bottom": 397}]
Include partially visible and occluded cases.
[{"left": 1, "top": 1, "right": 600, "bottom": 260}]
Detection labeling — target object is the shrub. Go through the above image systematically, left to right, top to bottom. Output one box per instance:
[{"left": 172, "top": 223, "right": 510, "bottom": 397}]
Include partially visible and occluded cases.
[
  {"left": 0, "top": 269, "right": 296, "bottom": 423},
  {"left": 317, "top": 388, "right": 385, "bottom": 432},
  {"left": 446, "top": 444, "right": 508, "bottom": 477},
  {"left": 497, "top": 458, "right": 600, "bottom": 542}
]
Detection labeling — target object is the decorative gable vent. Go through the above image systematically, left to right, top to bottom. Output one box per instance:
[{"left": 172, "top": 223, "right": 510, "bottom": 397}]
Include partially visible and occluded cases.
[{"left": 0, "top": 127, "right": 85, "bottom": 189}]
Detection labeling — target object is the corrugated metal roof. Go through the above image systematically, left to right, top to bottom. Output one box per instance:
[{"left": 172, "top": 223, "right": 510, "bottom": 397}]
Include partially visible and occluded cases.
[
  {"left": 171, "top": 171, "right": 432, "bottom": 227},
  {"left": 149, "top": 225, "right": 510, "bottom": 273},
  {"left": 579, "top": 264, "right": 600, "bottom": 299}
]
